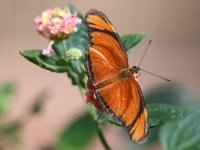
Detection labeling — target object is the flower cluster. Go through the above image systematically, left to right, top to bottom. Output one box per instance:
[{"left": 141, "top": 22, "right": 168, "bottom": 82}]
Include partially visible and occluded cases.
[{"left": 34, "top": 7, "right": 82, "bottom": 40}]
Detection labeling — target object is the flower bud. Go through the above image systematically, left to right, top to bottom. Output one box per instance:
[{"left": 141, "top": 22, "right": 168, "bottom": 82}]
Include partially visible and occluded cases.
[{"left": 66, "top": 48, "right": 82, "bottom": 60}]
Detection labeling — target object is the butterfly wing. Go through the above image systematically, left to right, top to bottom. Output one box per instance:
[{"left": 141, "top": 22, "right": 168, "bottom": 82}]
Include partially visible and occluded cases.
[
  {"left": 85, "top": 9, "right": 148, "bottom": 142},
  {"left": 85, "top": 9, "right": 128, "bottom": 85},
  {"left": 96, "top": 77, "right": 148, "bottom": 142}
]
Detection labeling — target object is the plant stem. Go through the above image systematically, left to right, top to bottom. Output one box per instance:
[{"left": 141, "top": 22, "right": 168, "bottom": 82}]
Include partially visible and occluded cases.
[
  {"left": 62, "top": 40, "right": 68, "bottom": 52},
  {"left": 78, "top": 86, "right": 84, "bottom": 97},
  {"left": 78, "top": 87, "right": 111, "bottom": 150},
  {"left": 95, "top": 121, "right": 111, "bottom": 150}
]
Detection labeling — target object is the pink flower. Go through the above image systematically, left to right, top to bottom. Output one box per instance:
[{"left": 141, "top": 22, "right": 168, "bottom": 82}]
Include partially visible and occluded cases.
[
  {"left": 34, "top": 7, "right": 82, "bottom": 40},
  {"left": 41, "top": 41, "right": 55, "bottom": 57}
]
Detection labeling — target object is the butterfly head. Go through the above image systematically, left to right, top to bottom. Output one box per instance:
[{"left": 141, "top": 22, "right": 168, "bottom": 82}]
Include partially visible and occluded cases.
[{"left": 132, "top": 66, "right": 141, "bottom": 74}]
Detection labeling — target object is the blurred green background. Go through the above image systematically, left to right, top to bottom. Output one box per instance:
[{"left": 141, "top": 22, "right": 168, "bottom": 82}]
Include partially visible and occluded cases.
[{"left": 0, "top": 0, "right": 200, "bottom": 150}]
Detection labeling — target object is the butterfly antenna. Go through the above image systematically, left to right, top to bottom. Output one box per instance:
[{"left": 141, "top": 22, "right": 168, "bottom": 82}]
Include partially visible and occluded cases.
[
  {"left": 138, "top": 40, "right": 152, "bottom": 66},
  {"left": 140, "top": 68, "right": 171, "bottom": 82}
]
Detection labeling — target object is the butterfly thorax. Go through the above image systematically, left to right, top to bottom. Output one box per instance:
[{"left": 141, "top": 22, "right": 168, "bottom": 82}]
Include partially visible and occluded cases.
[{"left": 96, "top": 66, "right": 140, "bottom": 89}]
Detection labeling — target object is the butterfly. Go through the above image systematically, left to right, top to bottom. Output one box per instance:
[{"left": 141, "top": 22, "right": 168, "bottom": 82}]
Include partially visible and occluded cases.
[{"left": 84, "top": 9, "right": 148, "bottom": 143}]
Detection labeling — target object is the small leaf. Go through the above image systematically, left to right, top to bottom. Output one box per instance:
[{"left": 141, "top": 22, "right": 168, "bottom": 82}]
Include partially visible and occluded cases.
[
  {"left": 121, "top": 34, "right": 146, "bottom": 53},
  {"left": 20, "top": 50, "right": 69, "bottom": 73},
  {"left": 0, "top": 83, "right": 15, "bottom": 115},
  {"left": 147, "top": 103, "right": 183, "bottom": 125},
  {"left": 57, "top": 113, "right": 96, "bottom": 150}
]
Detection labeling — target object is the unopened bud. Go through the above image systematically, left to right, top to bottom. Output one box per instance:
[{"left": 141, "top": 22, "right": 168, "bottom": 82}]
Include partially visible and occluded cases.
[{"left": 66, "top": 48, "right": 82, "bottom": 60}]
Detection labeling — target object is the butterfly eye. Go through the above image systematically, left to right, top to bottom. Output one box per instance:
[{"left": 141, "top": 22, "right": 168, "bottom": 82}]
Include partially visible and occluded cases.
[{"left": 132, "top": 66, "right": 141, "bottom": 73}]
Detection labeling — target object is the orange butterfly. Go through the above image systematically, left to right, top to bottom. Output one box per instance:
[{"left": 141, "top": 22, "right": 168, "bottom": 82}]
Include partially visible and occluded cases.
[{"left": 85, "top": 9, "right": 148, "bottom": 143}]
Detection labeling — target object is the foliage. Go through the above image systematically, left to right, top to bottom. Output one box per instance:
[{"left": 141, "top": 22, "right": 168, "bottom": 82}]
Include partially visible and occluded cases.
[
  {"left": 121, "top": 34, "right": 146, "bottom": 53},
  {"left": 0, "top": 83, "right": 14, "bottom": 116},
  {"left": 0, "top": 84, "right": 50, "bottom": 149},
  {"left": 159, "top": 108, "right": 200, "bottom": 150},
  {"left": 57, "top": 113, "right": 96, "bottom": 150}
]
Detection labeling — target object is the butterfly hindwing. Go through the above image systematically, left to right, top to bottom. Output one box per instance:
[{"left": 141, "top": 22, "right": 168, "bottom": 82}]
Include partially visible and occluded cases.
[{"left": 96, "top": 77, "right": 148, "bottom": 142}]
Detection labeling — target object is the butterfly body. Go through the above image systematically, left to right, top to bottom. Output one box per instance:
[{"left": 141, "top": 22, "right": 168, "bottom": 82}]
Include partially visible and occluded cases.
[
  {"left": 85, "top": 9, "right": 148, "bottom": 143},
  {"left": 95, "top": 66, "right": 139, "bottom": 89}
]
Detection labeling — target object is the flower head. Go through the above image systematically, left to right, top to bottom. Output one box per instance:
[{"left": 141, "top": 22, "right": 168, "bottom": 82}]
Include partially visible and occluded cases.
[{"left": 34, "top": 7, "right": 82, "bottom": 40}]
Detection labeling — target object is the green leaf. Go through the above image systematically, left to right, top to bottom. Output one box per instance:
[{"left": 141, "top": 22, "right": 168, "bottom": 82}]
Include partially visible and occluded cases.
[
  {"left": 121, "top": 34, "right": 146, "bottom": 53},
  {"left": 53, "top": 40, "right": 68, "bottom": 57},
  {"left": 20, "top": 50, "right": 69, "bottom": 73},
  {"left": 65, "top": 59, "right": 87, "bottom": 88},
  {"left": 0, "top": 83, "right": 14, "bottom": 115},
  {"left": 105, "top": 103, "right": 182, "bottom": 129},
  {"left": 145, "top": 103, "right": 183, "bottom": 145},
  {"left": 147, "top": 103, "right": 183, "bottom": 125},
  {"left": 182, "top": 105, "right": 200, "bottom": 118},
  {"left": 159, "top": 108, "right": 200, "bottom": 150},
  {"left": 171, "top": 109, "right": 200, "bottom": 150},
  {"left": 57, "top": 113, "right": 96, "bottom": 150},
  {"left": 149, "top": 118, "right": 164, "bottom": 128},
  {"left": 159, "top": 123, "right": 177, "bottom": 150}
]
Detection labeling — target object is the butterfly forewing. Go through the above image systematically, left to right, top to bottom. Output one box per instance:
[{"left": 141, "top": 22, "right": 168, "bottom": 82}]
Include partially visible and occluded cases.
[
  {"left": 85, "top": 9, "right": 148, "bottom": 143},
  {"left": 85, "top": 9, "right": 128, "bottom": 70},
  {"left": 86, "top": 47, "right": 118, "bottom": 85}
]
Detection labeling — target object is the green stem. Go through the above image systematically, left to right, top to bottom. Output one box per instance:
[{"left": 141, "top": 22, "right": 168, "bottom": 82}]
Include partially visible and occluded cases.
[
  {"left": 62, "top": 40, "right": 68, "bottom": 52},
  {"left": 78, "top": 86, "right": 84, "bottom": 97},
  {"left": 78, "top": 87, "right": 111, "bottom": 150},
  {"left": 95, "top": 121, "right": 111, "bottom": 150}
]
